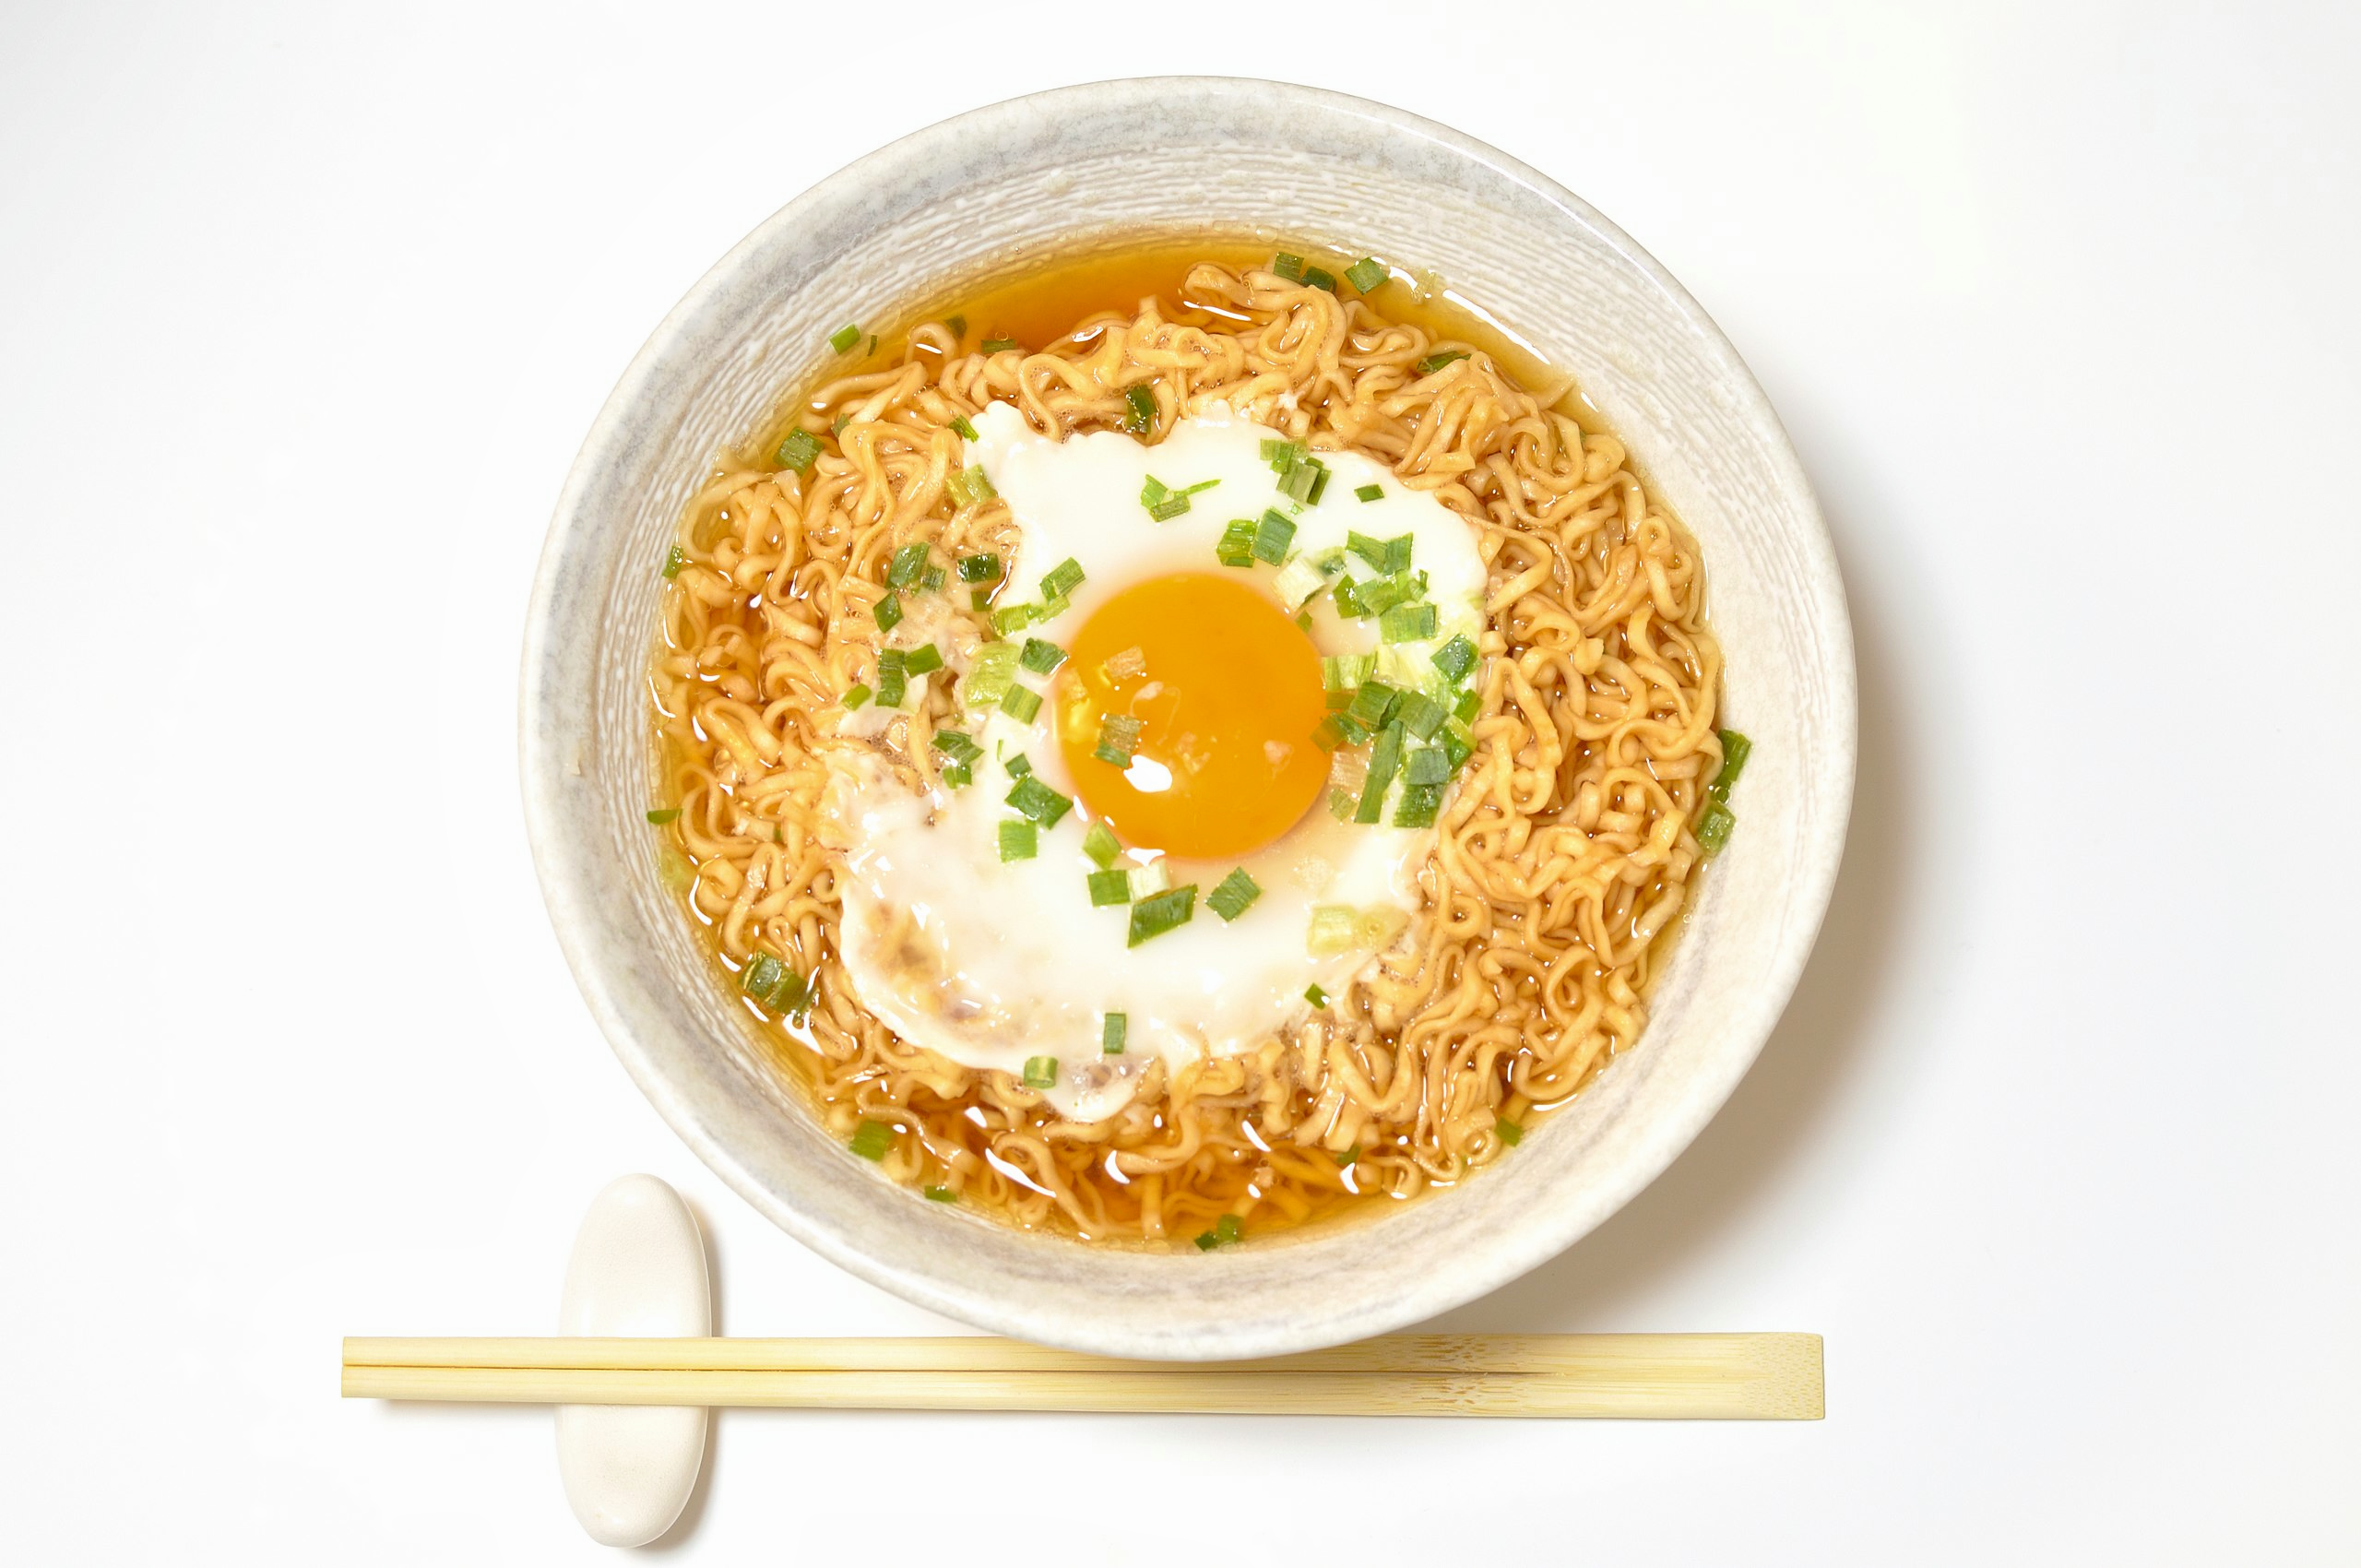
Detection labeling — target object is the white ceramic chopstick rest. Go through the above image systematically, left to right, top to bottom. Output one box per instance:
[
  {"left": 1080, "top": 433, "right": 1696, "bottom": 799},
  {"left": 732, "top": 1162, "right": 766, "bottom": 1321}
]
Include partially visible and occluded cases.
[{"left": 555, "top": 1175, "right": 711, "bottom": 1547}]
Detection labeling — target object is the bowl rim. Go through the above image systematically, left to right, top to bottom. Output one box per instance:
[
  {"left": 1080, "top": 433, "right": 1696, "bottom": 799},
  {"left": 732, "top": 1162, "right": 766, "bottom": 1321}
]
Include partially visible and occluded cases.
[{"left": 520, "top": 75, "right": 1857, "bottom": 1354}]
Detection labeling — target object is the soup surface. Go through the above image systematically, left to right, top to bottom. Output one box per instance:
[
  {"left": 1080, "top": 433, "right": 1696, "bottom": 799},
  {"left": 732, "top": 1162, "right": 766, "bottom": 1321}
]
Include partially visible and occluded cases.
[{"left": 647, "top": 237, "right": 1742, "bottom": 1247}]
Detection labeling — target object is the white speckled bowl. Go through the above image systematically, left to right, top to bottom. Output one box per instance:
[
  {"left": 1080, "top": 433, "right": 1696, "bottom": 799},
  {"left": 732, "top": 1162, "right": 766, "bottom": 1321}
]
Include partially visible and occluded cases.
[{"left": 521, "top": 77, "right": 1854, "bottom": 1360}]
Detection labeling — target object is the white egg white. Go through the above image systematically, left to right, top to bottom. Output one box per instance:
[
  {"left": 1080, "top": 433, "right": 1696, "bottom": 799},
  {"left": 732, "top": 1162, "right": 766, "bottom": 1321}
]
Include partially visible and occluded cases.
[{"left": 826, "top": 407, "right": 1489, "bottom": 1123}]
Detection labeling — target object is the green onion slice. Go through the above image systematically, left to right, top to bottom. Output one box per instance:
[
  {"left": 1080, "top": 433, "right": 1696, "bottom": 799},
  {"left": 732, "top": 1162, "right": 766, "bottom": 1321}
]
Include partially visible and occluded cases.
[
  {"left": 1272, "top": 252, "right": 1305, "bottom": 281},
  {"left": 1344, "top": 257, "right": 1387, "bottom": 293},
  {"left": 1301, "top": 265, "right": 1336, "bottom": 292},
  {"left": 944, "top": 314, "right": 967, "bottom": 338},
  {"left": 828, "top": 323, "right": 861, "bottom": 354},
  {"left": 979, "top": 336, "right": 1018, "bottom": 352},
  {"left": 1416, "top": 350, "right": 1468, "bottom": 374},
  {"left": 1123, "top": 384, "right": 1157, "bottom": 434},
  {"left": 951, "top": 413, "right": 979, "bottom": 441},
  {"left": 777, "top": 429, "right": 823, "bottom": 473},
  {"left": 1353, "top": 482, "right": 1383, "bottom": 503},
  {"left": 1252, "top": 509, "right": 1297, "bottom": 564},
  {"left": 1215, "top": 520, "right": 1256, "bottom": 567},
  {"left": 886, "top": 541, "right": 930, "bottom": 588},
  {"left": 661, "top": 544, "right": 686, "bottom": 578},
  {"left": 958, "top": 552, "right": 1002, "bottom": 583},
  {"left": 1039, "top": 557, "right": 1085, "bottom": 600},
  {"left": 872, "top": 592, "right": 903, "bottom": 632},
  {"left": 1379, "top": 603, "right": 1438, "bottom": 643},
  {"left": 1430, "top": 635, "right": 1478, "bottom": 685},
  {"left": 1018, "top": 637, "right": 1066, "bottom": 674},
  {"left": 901, "top": 642, "right": 943, "bottom": 676},
  {"left": 963, "top": 642, "right": 1019, "bottom": 707},
  {"left": 874, "top": 649, "right": 907, "bottom": 708},
  {"left": 1322, "top": 653, "right": 1376, "bottom": 691},
  {"left": 842, "top": 683, "right": 872, "bottom": 710},
  {"left": 999, "top": 685, "right": 1043, "bottom": 723},
  {"left": 1452, "top": 689, "right": 1482, "bottom": 726},
  {"left": 1394, "top": 691, "right": 1445, "bottom": 739},
  {"left": 1092, "top": 713, "right": 1144, "bottom": 767},
  {"left": 1356, "top": 723, "right": 1406, "bottom": 824},
  {"left": 931, "top": 728, "right": 982, "bottom": 765},
  {"left": 1711, "top": 730, "right": 1753, "bottom": 799},
  {"left": 1403, "top": 745, "right": 1451, "bottom": 787},
  {"left": 1005, "top": 776, "right": 1073, "bottom": 827},
  {"left": 1393, "top": 782, "right": 1443, "bottom": 828},
  {"left": 1695, "top": 800, "right": 1736, "bottom": 856},
  {"left": 997, "top": 820, "right": 1038, "bottom": 861},
  {"left": 1083, "top": 822, "right": 1121, "bottom": 867},
  {"left": 1087, "top": 868, "right": 1133, "bottom": 907},
  {"left": 1206, "top": 868, "right": 1262, "bottom": 921},
  {"left": 1126, "top": 885, "right": 1197, "bottom": 947},
  {"left": 1304, "top": 983, "right": 1330, "bottom": 1008},
  {"left": 1102, "top": 1013, "right": 1127, "bottom": 1054},
  {"left": 1021, "top": 1055, "right": 1059, "bottom": 1089},
  {"left": 1495, "top": 1116, "right": 1525, "bottom": 1146},
  {"left": 848, "top": 1119, "right": 894, "bottom": 1159},
  {"left": 923, "top": 1184, "right": 958, "bottom": 1203}
]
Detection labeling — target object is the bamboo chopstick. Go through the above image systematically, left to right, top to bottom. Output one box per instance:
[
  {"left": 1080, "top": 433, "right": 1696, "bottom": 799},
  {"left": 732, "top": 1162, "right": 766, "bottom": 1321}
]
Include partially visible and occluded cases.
[{"left": 340, "top": 1333, "right": 1822, "bottom": 1420}]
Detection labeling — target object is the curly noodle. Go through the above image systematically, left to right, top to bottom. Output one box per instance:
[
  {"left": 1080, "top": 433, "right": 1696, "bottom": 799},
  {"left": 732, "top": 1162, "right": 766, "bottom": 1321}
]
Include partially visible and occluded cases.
[{"left": 648, "top": 258, "right": 1725, "bottom": 1245}]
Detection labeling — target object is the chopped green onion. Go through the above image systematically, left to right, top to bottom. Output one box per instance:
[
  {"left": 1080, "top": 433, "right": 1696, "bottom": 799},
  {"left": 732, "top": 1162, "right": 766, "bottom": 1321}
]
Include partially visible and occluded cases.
[
  {"left": 1272, "top": 252, "right": 1305, "bottom": 281},
  {"left": 1345, "top": 256, "right": 1387, "bottom": 293},
  {"left": 1301, "top": 265, "right": 1336, "bottom": 292},
  {"left": 944, "top": 314, "right": 967, "bottom": 339},
  {"left": 828, "top": 323, "right": 861, "bottom": 354},
  {"left": 865, "top": 334, "right": 877, "bottom": 356},
  {"left": 979, "top": 337, "right": 1018, "bottom": 352},
  {"left": 1416, "top": 350, "right": 1468, "bottom": 374},
  {"left": 1123, "top": 384, "right": 1157, "bottom": 434},
  {"left": 833, "top": 413, "right": 851, "bottom": 436},
  {"left": 951, "top": 413, "right": 979, "bottom": 441},
  {"left": 777, "top": 429, "right": 823, "bottom": 473},
  {"left": 1261, "top": 438, "right": 1306, "bottom": 470},
  {"left": 1276, "top": 455, "right": 1330, "bottom": 505},
  {"left": 946, "top": 466, "right": 998, "bottom": 507},
  {"left": 1354, "top": 482, "right": 1383, "bottom": 503},
  {"left": 1252, "top": 509, "right": 1297, "bottom": 564},
  {"left": 1215, "top": 519, "right": 1257, "bottom": 567},
  {"left": 886, "top": 542, "right": 930, "bottom": 588},
  {"left": 661, "top": 544, "right": 686, "bottom": 578},
  {"left": 959, "top": 552, "right": 1002, "bottom": 583},
  {"left": 1271, "top": 553, "right": 1331, "bottom": 609},
  {"left": 1039, "top": 557, "right": 1085, "bottom": 600},
  {"left": 920, "top": 564, "right": 946, "bottom": 592},
  {"left": 1355, "top": 574, "right": 1418, "bottom": 616},
  {"left": 1332, "top": 577, "right": 1368, "bottom": 618},
  {"left": 970, "top": 588, "right": 995, "bottom": 611},
  {"left": 872, "top": 591, "right": 903, "bottom": 632},
  {"left": 989, "top": 602, "right": 1037, "bottom": 636},
  {"left": 1380, "top": 603, "right": 1438, "bottom": 643},
  {"left": 1296, "top": 612, "right": 1312, "bottom": 631},
  {"left": 1430, "top": 634, "right": 1478, "bottom": 685},
  {"left": 1018, "top": 637, "right": 1066, "bottom": 674},
  {"left": 902, "top": 642, "right": 943, "bottom": 676},
  {"left": 963, "top": 642, "right": 1019, "bottom": 707},
  {"left": 874, "top": 649, "right": 908, "bottom": 707},
  {"left": 1322, "top": 653, "right": 1376, "bottom": 691},
  {"left": 1345, "top": 679, "right": 1399, "bottom": 730},
  {"left": 842, "top": 683, "right": 872, "bottom": 710},
  {"left": 999, "top": 684, "right": 1043, "bottom": 723},
  {"left": 1453, "top": 688, "right": 1482, "bottom": 725},
  {"left": 1394, "top": 692, "right": 1445, "bottom": 740},
  {"left": 1092, "top": 712, "right": 1144, "bottom": 767},
  {"left": 1311, "top": 716, "right": 1347, "bottom": 751},
  {"left": 1440, "top": 718, "right": 1476, "bottom": 772},
  {"left": 1356, "top": 722, "right": 1406, "bottom": 824},
  {"left": 931, "top": 728, "right": 982, "bottom": 765},
  {"left": 1711, "top": 730, "right": 1753, "bottom": 799},
  {"left": 1403, "top": 744, "right": 1452, "bottom": 787},
  {"left": 1005, "top": 753, "right": 1032, "bottom": 778},
  {"left": 942, "top": 759, "right": 974, "bottom": 789},
  {"left": 1005, "top": 776, "right": 1073, "bottom": 827},
  {"left": 1393, "top": 782, "right": 1443, "bottom": 828},
  {"left": 1327, "top": 787, "right": 1357, "bottom": 821},
  {"left": 1695, "top": 800, "right": 1736, "bottom": 856},
  {"left": 646, "top": 807, "right": 680, "bottom": 826},
  {"left": 997, "top": 819, "right": 1038, "bottom": 861},
  {"left": 1083, "top": 822, "right": 1121, "bottom": 868},
  {"left": 1127, "top": 861, "right": 1169, "bottom": 898},
  {"left": 1087, "top": 868, "right": 1133, "bottom": 906},
  {"left": 1206, "top": 868, "right": 1262, "bottom": 921},
  {"left": 1126, "top": 885, "right": 1196, "bottom": 947},
  {"left": 1308, "top": 906, "right": 1360, "bottom": 954},
  {"left": 740, "top": 953, "right": 806, "bottom": 1011},
  {"left": 1304, "top": 983, "right": 1330, "bottom": 1008},
  {"left": 1102, "top": 1013, "right": 1127, "bottom": 1053},
  {"left": 1022, "top": 1055, "right": 1059, "bottom": 1089},
  {"left": 1495, "top": 1116, "right": 1524, "bottom": 1146},
  {"left": 848, "top": 1119, "right": 894, "bottom": 1159},
  {"left": 1335, "top": 1143, "right": 1359, "bottom": 1168},
  {"left": 923, "top": 1184, "right": 958, "bottom": 1202}
]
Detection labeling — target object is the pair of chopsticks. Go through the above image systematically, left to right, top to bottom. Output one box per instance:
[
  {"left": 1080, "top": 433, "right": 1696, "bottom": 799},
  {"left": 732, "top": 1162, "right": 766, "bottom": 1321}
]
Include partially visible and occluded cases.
[{"left": 341, "top": 1333, "right": 1822, "bottom": 1419}]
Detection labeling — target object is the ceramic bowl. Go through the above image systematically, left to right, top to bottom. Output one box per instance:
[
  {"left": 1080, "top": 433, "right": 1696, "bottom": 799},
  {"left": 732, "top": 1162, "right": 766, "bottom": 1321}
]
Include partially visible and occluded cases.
[{"left": 520, "top": 77, "right": 1855, "bottom": 1360}]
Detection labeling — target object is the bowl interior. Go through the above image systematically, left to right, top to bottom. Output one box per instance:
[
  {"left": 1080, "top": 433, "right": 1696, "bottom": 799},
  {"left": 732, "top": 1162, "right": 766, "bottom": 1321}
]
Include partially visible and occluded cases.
[{"left": 521, "top": 78, "right": 1854, "bottom": 1360}]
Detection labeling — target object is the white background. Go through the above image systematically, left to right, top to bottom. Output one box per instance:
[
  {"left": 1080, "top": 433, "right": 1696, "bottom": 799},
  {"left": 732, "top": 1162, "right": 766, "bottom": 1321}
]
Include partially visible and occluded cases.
[{"left": 3, "top": 2, "right": 2355, "bottom": 1561}]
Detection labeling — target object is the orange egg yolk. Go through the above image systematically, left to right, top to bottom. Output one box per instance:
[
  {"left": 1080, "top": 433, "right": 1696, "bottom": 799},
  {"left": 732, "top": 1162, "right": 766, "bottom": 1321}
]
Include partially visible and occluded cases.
[{"left": 1055, "top": 572, "right": 1330, "bottom": 860}]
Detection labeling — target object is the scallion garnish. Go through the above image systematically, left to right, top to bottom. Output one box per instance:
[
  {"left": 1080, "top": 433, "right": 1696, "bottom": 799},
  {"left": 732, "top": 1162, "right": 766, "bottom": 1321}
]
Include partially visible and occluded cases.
[
  {"left": 1272, "top": 252, "right": 1305, "bottom": 281},
  {"left": 1345, "top": 256, "right": 1387, "bottom": 293},
  {"left": 1301, "top": 265, "right": 1336, "bottom": 292},
  {"left": 944, "top": 314, "right": 967, "bottom": 339},
  {"left": 828, "top": 323, "right": 861, "bottom": 354},
  {"left": 865, "top": 334, "right": 877, "bottom": 355},
  {"left": 979, "top": 337, "right": 1018, "bottom": 352},
  {"left": 1416, "top": 350, "right": 1468, "bottom": 374},
  {"left": 1123, "top": 384, "right": 1157, "bottom": 434},
  {"left": 833, "top": 413, "right": 851, "bottom": 436},
  {"left": 951, "top": 413, "right": 979, "bottom": 441},
  {"left": 777, "top": 429, "right": 823, "bottom": 473},
  {"left": 1276, "top": 455, "right": 1330, "bottom": 505},
  {"left": 946, "top": 466, "right": 998, "bottom": 508},
  {"left": 1139, "top": 474, "right": 1218, "bottom": 521},
  {"left": 1354, "top": 482, "right": 1383, "bottom": 503},
  {"left": 1252, "top": 509, "right": 1297, "bottom": 564},
  {"left": 1216, "top": 519, "right": 1257, "bottom": 567},
  {"left": 886, "top": 541, "right": 930, "bottom": 588},
  {"left": 661, "top": 544, "right": 686, "bottom": 578},
  {"left": 959, "top": 552, "right": 1002, "bottom": 583},
  {"left": 1039, "top": 557, "right": 1085, "bottom": 600},
  {"left": 921, "top": 564, "right": 946, "bottom": 592},
  {"left": 1354, "top": 574, "right": 1418, "bottom": 616},
  {"left": 1333, "top": 577, "right": 1368, "bottom": 618},
  {"left": 970, "top": 588, "right": 994, "bottom": 611},
  {"left": 872, "top": 591, "right": 903, "bottom": 631},
  {"left": 989, "top": 602, "right": 1037, "bottom": 637},
  {"left": 1379, "top": 603, "right": 1438, "bottom": 643},
  {"left": 1430, "top": 634, "right": 1478, "bottom": 684},
  {"left": 1018, "top": 637, "right": 1066, "bottom": 674},
  {"left": 962, "top": 642, "right": 1018, "bottom": 708},
  {"left": 902, "top": 643, "right": 943, "bottom": 676},
  {"left": 874, "top": 649, "right": 907, "bottom": 708},
  {"left": 1321, "top": 653, "right": 1375, "bottom": 691},
  {"left": 1345, "top": 679, "right": 1399, "bottom": 730},
  {"left": 842, "top": 683, "right": 872, "bottom": 710},
  {"left": 1000, "top": 684, "right": 1043, "bottom": 723},
  {"left": 1452, "top": 688, "right": 1482, "bottom": 725},
  {"left": 1394, "top": 692, "right": 1446, "bottom": 740},
  {"left": 1092, "top": 713, "right": 1144, "bottom": 767},
  {"left": 1311, "top": 717, "right": 1347, "bottom": 752},
  {"left": 1440, "top": 719, "right": 1476, "bottom": 773},
  {"left": 1356, "top": 722, "right": 1406, "bottom": 824},
  {"left": 931, "top": 728, "right": 982, "bottom": 765},
  {"left": 1711, "top": 730, "right": 1753, "bottom": 799},
  {"left": 1403, "top": 744, "right": 1451, "bottom": 787},
  {"left": 941, "top": 760, "right": 972, "bottom": 788},
  {"left": 1005, "top": 776, "right": 1073, "bottom": 826},
  {"left": 1393, "top": 782, "right": 1443, "bottom": 828},
  {"left": 1695, "top": 800, "right": 1736, "bottom": 856},
  {"left": 646, "top": 807, "right": 680, "bottom": 826},
  {"left": 997, "top": 819, "right": 1038, "bottom": 861},
  {"left": 1083, "top": 822, "right": 1121, "bottom": 867},
  {"left": 1087, "top": 868, "right": 1133, "bottom": 907},
  {"left": 1206, "top": 868, "right": 1262, "bottom": 921},
  {"left": 1126, "top": 884, "right": 1196, "bottom": 947},
  {"left": 741, "top": 952, "right": 804, "bottom": 1009},
  {"left": 1304, "top": 983, "right": 1330, "bottom": 1008},
  {"left": 1102, "top": 1013, "right": 1127, "bottom": 1054},
  {"left": 1021, "top": 1055, "right": 1059, "bottom": 1089},
  {"left": 1495, "top": 1116, "right": 1524, "bottom": 1146},
  {"left": 848, "top": 1119, "right": 894, "bottom": 1160},
  {"left": 1335, "top": 1144, "right": 1358, "bottom": 1168},
  {"left": 924, "top": 1184, "right": 958, "bottom": 1202},
  {"left": 1192, "top": 1213, "right": 1242, "bottom": 1252}
]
